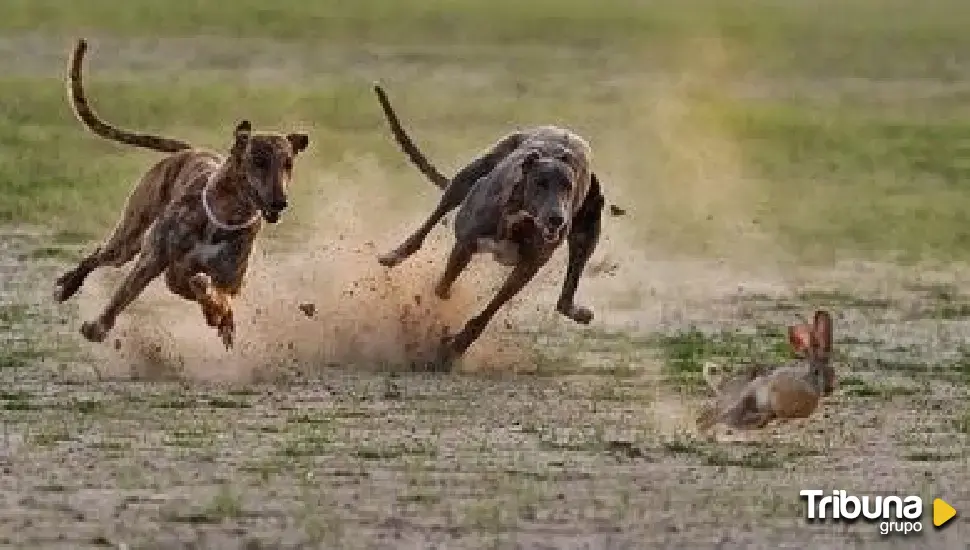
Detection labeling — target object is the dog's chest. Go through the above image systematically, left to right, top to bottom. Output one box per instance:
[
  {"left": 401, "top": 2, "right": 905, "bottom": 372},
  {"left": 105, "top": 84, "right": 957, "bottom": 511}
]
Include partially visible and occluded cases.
[
  {"left": 189, "top": 227, "right": 236, "bottom": 266},
  {"left": 476, "top": 238, "right": 520, "bottom": 267},
  {"left": 190, "top": 240, "right": 229, "bottom": 265}
]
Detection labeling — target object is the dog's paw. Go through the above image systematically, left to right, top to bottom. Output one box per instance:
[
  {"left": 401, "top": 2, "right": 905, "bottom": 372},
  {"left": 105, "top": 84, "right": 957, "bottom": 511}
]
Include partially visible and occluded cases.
[
  {"left": 377, "top": 251, "right": 403, "bottom": 268},
  {"left": 54, "top": 271, "right": 82, "bottom": 302},
  {"left": 433, "top": 281, "right": 452, "bottom": 300},
  {"left": 298, "top": 302, "right": 316, "bottom": 318},
  {"left": 558, "top": 303, "right": 594, "bottom": 325},
  {"left": 201, "top": 304, "right": 223, "bottom": 328},
  {"left": 218, "top": 314, "right": 235, "bottom": 351},
  {"left": 80, "top": 320, "right": 109, "bottom": 343},
  {"left": 431, "top": 336, "right": 459, "bottom": 372}
]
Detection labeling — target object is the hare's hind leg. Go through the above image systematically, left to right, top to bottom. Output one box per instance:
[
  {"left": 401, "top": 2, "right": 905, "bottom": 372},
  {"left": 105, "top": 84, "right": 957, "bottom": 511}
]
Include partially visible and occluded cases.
[
  {"left": 721, "top": 392, "right": 775, "bottom": 430},
  {"left": 737, "top": 411, "right": 774, "bottom": 429}
]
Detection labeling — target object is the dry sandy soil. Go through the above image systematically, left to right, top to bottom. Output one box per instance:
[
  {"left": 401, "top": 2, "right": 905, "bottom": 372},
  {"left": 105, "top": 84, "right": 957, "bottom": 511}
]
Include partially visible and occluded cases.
[
  {"left": 0, "top": 27, "right": 968, "bottom": 549},
  {"left": 1, "top": 176, "right": 968, "bottom": 549}
]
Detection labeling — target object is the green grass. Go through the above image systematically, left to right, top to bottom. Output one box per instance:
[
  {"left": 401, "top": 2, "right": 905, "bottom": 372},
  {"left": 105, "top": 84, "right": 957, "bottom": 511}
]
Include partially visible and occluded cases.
[
  {"left": 3, "top": 0, "right": 970, "bottom": 80},
  {"left": 655, "top": 325, "right": 792, "bottom": 390},
  {"left": 956, "top": 411, "right": 970, "bottom": 434},
  {"left": 663, "top": 438, "right": 821, "bottom": 470}
]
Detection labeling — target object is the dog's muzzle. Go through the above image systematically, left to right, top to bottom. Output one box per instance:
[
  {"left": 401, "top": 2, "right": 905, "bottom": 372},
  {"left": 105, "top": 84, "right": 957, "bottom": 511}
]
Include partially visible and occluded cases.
[
  {"left": 249, "top": 183, "right": 286, "bottom": 224},
  {"left": 263, "top": 200, "right": 288, "bottom": 224},
  {"left": 262, "top": 209, "right": 282, "bottom": 224},
  {"left": 541, "top": 214, "right": 567, "bottom": 243},
  {"left": 541, "top": 227, "right": 564, "bottom": 243}
]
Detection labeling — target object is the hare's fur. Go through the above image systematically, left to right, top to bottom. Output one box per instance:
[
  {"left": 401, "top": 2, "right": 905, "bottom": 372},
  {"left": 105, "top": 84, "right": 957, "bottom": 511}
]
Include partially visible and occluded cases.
[{"left": 697, "top": 310, "right": 835, "bottom": 431}]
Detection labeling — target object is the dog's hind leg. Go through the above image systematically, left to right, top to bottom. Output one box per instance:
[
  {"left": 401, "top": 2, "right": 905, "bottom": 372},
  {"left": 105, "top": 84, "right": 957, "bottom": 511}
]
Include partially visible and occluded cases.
[
  {"left": 378, "top": 137, "right": 521, "bottom": 268},
  {"left": 556, "top": 173, "right": 605, "bottom": 325},
  {"left": 56, "top": 176, "right": 165, "bottom": 302},
  {"left": 56, "top": 221, "right": 149, "bottom": 303},
  {"left": 80, "top": 248, "right": 166, "bottom": 344},
  {"left": 439, "top": 259, "right": 542, "bottom": 367}
]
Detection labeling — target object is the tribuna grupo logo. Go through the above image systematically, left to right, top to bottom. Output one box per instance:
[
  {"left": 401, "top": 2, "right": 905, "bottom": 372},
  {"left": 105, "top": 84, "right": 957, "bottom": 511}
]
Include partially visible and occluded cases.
[{"left": 800, "top": 489, "right": 923, "bottom": 535}]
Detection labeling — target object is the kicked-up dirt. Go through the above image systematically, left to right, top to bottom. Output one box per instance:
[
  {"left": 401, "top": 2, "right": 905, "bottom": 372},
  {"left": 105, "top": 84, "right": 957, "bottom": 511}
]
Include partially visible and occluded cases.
[{"left": 1, "top": 178, "right": 968, "bottom": 549}]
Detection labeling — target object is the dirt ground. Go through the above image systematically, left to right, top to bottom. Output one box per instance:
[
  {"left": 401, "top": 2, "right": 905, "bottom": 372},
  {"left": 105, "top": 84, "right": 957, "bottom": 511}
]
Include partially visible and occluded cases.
[
  {"left": 0, "top": 21, "right": 968, "bottom": 548},
  {"left": 1, "top": 179, "right": 968, "bottom": 549}
]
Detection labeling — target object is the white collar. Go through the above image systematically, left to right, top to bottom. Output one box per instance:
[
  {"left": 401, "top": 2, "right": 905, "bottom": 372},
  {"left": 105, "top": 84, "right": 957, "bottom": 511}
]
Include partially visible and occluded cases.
[{"left": 201, "top": 174, "right": 260, "bottom": 231}]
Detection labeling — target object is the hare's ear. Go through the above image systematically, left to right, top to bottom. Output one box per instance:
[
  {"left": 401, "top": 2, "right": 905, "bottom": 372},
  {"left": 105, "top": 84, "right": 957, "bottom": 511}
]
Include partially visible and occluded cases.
[
  {"left": 812, "top": 309, "right": 833, "bottom": 356},
  {"left": 787, "top": 323, "right": 812, "bottom": 357}
]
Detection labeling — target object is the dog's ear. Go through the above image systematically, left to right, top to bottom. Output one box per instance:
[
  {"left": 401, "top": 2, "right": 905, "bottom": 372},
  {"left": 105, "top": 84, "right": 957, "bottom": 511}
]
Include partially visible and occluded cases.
[
  {"left": 230, "top": 120, "right": 252, "bottom": 158},
  {"left": 286, "top": 133, "right": 309, "bottom": 155},
  {"left": 556, "top": 148, "right": 575, "bottom": 165},
  {"left": 521, "top": 150, "right": 541, "bottom": 173},
  {"left": 503, "top": 151, "right": 541, "bottom": 213}
]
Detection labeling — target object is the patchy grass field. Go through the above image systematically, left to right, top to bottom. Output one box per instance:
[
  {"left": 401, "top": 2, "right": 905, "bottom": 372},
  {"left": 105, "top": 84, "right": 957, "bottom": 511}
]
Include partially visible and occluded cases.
[{"left": 1, "top": 0, "right": 969, "bottom": 547}]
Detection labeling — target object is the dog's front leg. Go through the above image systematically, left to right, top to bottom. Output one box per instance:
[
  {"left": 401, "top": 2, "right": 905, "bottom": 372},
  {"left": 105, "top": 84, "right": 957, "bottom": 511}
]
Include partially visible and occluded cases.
[
  {"left": 556, "top": 175, "right": 604, "bottom": 325},
  {"left": 192, "top": 232, "right": 255, "bottom": 350},
  {"left": 434, "top": 241, "right": 476, "bottom": 300},
  {"left": 80, "top": 250, "right": 166, "bottom": 344},
  {"left": 438, "top": 259, "right": 541, "bottom": 369},
  {"left": 165, "top": 265, "right": 235, "bottom": 350},
  {"left": 186, "top": 274, "right": 235, "bottom": 350}
]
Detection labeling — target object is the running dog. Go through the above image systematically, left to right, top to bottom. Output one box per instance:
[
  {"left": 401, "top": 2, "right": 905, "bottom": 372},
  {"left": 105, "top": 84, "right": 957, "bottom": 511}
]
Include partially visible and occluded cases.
[
  {"left": 54, "top": 39, "right": 310, "bottom": 350},
  {"left": 373, "top": 83, "right": 610, "bottom": 368}
]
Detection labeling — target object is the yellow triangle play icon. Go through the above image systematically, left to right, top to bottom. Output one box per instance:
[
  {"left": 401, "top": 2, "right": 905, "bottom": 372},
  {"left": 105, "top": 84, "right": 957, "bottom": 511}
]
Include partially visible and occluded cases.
[{"left": 933, "top": 498, "right": 957, "bottom": 527}]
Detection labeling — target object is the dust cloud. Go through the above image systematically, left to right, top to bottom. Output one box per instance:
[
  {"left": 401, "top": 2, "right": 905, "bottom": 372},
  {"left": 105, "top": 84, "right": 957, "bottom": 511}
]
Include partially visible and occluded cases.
[{"left": 76, "top": 159, "right": 536, "bottom": 383}]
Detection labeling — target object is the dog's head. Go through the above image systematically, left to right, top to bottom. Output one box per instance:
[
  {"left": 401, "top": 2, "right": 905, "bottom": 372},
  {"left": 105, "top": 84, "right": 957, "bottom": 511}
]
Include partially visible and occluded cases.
[
  {"left": 226, "top": 120, "right": 310, "bottom": 224},
  {"left": 515, "top": 149, "right": 576, "bottom": 244}
]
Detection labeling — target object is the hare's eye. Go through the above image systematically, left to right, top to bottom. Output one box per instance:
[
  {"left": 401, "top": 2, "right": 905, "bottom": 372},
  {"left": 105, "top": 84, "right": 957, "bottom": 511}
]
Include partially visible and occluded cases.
[{"left": 252, "top": 156, "right": 269, "bottom": 170}]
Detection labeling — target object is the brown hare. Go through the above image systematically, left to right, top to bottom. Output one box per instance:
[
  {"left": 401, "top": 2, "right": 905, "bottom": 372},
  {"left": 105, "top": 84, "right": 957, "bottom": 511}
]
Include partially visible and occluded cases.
[{"left": 696, "top": 310, "right": 836, "bottom": 431}]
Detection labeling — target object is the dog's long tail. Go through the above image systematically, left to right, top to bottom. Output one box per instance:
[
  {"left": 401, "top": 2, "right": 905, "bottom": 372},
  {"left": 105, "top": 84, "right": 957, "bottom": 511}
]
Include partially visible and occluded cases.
[
  {"left": 67, "top": 38, "right": 192, "bottom": 154},
  {"left": 373, "top": 83, "right": 450, "bottom": 191}
]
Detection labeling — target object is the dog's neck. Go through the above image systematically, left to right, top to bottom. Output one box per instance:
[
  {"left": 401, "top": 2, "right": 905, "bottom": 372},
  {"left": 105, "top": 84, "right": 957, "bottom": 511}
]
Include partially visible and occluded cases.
[{"left": 202, "top": 168, "right": 260, "bottom": 232}]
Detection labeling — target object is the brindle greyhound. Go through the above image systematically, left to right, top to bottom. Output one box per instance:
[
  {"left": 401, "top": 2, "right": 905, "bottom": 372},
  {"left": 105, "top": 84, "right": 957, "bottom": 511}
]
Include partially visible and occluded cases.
[{"left": 54, "top": 39, "right": 310, "bottom": 350}]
